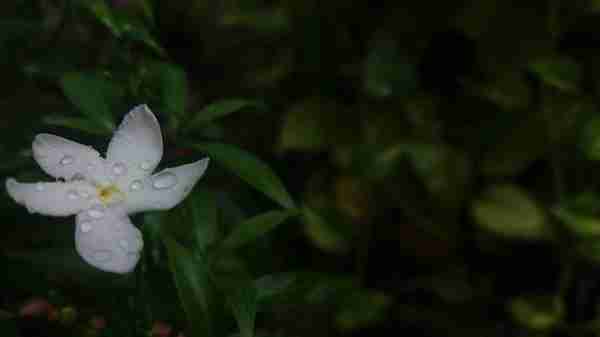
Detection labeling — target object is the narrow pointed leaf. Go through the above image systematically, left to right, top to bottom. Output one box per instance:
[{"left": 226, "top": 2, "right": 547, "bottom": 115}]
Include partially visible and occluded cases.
[
  {"left": 186, "top": 99, "right": 263, "bottom": 131},
  {"left": 192, "top": 142, "right": 295, "bottom": 209},
  {"left": 222, "top": 210, "right": 295, "bottom": 249},
  {"left": 164, "top": 236, "right": 212, "bottom": 337},
  {"left": 228, "top": 283, "right": 258, "bottom": 337}
]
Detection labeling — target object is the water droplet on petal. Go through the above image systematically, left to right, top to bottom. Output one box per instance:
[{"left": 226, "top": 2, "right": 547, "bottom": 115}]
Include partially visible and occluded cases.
[
  {"left": 60, "top": 155, "right": 74, "bottom": 165},
  {"left": 139, "top": 161, "right": 152, "bottom": 171},
  {"left": 113, "top": 162, "right": 127, "bottom": 176},
  {"left": 86, "top": 164, "right": 94, "bottom": 171},
  {"left": 152, "top": 172, "right": 177, "bottom": 190},
  {"left": 72, "top": 173, "right": 85, "bottom": 181},
  {"left": 129, "top": 180, "right": 144, "bottom": 192},
  {"left": 35, "top": 183, "right": 45, "bottom": 192},
  {"left": 67, "top": 190, "right": 79, "bottom": 200},
  {"left": 80, "top": 191, "right": 90, "bottom": 199},
  {"left": 88, "top": 205, "right": 104, "bottom": 218},
  {"left": 80, "top": 222, "right": 92, "bottom": 233},
  {"left": 119, "top": 239, "right": 129, "bottom": 250},
  {"left": 93, "top": 250, "right": 111, "bottom": 262}
]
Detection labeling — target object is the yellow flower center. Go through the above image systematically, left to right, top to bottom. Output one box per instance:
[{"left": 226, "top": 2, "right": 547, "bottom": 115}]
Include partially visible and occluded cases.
[{"left": 97, "top": 185, "right": 124, "bottom": 204}]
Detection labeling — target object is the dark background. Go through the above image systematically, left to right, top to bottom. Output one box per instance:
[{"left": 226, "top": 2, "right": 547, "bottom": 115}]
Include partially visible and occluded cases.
[{"left": 2, "top": 0, "right": 600, "bottom": 336}]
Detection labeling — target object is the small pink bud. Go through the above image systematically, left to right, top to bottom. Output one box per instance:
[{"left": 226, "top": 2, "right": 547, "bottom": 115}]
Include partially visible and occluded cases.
[
  {"left": 19, "top": 298, "right": 50, "bottom": 317},
  {"left": 91, "top": 316, "right": 107, "bottom": 330},
  {"left": 151, "top": 321, "right": 172, "bottom": 337}
]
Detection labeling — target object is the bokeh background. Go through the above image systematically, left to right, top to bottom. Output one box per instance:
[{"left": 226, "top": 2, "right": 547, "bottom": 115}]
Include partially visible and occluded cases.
[{"left": 3, "top": 0, "right": 600, "bottom": 336}]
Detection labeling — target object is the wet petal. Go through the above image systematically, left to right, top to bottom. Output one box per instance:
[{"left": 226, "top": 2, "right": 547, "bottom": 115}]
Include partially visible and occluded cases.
[
  {"left": 106, "top": 105, "right": 163, "bottom": 186},
  {"left": 32, "top": 134, "right": 109, "bottom": 184},
  {"left": 123, "top": 158, "right": 209, "bottom": 214},
  {"left": 6, "top": 178, "right": 97, "bottom": 216},
  {"left": 75, "top": 205, "right": 143, "bottom": 273}
]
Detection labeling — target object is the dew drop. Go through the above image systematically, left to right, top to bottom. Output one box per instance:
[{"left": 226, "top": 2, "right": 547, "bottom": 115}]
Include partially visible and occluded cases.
[
  {"left": 60, "top": 155, "right": 74, "bottom": 165},
  {"left": 139, "top": 161, "right": 152, "bottom": 171},
  {"left": 113, "top": 162, "right": 127, "bottom": 176},
  {"left": 86, "top": 164, "right": 94, "bottom": 171},
  {"left": 151, "top": 172, "right": 178, "bottom": 190},
  {"left": 72, "top": 173, "right": 85, "bottom": 181},
  {"left": 129, "top": 180, "right": 144, "bottom": 192},
  {"left": 35, "top": 183, "right": 45, "bottom": 192},
  {"left": 67, "top": 189, "right": 79, "bottom": 200},
  {"left": 80, "top": 191, "right": 90, "bottom": 199},
  {"left": 88, "top": 205, "right": 105, "bottom": 218},
  {"left": 80, "top": 222, "right": 92, "bottom": 233},
  {"left": 119, "top": 239, "right": 129, "bottom": 250},
  {"left": 93, "top": 250, "right": 111, "bottom": 262}
]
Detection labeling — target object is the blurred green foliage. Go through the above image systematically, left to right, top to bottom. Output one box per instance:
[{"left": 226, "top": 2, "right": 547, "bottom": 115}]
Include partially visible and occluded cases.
[{"left": 4, "top": 0, "right": 600, "bottom": 337}]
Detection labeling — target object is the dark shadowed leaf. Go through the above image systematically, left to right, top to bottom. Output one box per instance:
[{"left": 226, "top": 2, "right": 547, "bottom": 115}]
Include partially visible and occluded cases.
[
  {"left": 530, "top": 56, "right": 581, "bottom": 93},
  {"left": 153, "top": 62, "right": 187, "bottom": 118},
  {"left": 60, "top": 72, "right": 120, "bottom": 132},
  {"left": 185, "top": 99, "right": 264, "bottom": 132},
  {"left": 43, "top": 115, "right": 112, "bottom": 135},
  {"left": 192, "top": 143, "right": 295, "bottom": 209},
  {"left": 302, "top": 207, "right": 349, "bottom": 253},
  {"left": 222, "top": 209, "right": 296, "bottom": 249},
  {"left": 164, "top": 236, "right": 213, "bottom": 337},
  {"left": 254, "top": 272, "right": 297, "bottom": 302},
  {"left": 228, "top": 283, "right": 258, "bottom": 337},
  {"left": 335, "top": 291, "right": 392, "bottom": 331}
]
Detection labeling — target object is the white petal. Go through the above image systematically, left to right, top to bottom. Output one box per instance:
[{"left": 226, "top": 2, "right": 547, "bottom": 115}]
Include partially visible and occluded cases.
[
  {"left": 106, "top": 105, "right": 163, "bottom": 186},
  {"left": 32, "top": 134, "right": 109, "bottom": 184},
  {"left": 123, "top": 158, "right": 209, "bottom": 214},
  {"left": 5, "top": 178, "right": 98, "bottom": 216},
  {"left": 75, "top": 205, "right": 142, "bottom": 274}
]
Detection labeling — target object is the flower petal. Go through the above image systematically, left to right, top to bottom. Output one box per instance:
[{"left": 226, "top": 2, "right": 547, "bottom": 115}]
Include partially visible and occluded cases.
[
  {"left": 106, "top": 105, "right": 163, "bottom": 186},
  {"left": 32, "top": 134, "right": 109, "bottom": 184},
  {"left": 123, "top": 158, "right": 209, "bottom": 214},
  {"left": 6, "top": 178, "right": 98, "bottom": 216},
  {"left": 75, "top": 205, "right": 143, "bottom": 273}
]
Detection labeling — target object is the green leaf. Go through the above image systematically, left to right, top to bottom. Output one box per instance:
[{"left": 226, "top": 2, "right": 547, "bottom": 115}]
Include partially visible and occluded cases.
[
  {"left": 85, "top": 0, "right": 121, "bottom": 37},
  {"left": 119, "top": 22, "right": 166, "bottom": 56},
  {"left": 530, "top": 56, "right": 582, "bottom": 93},
  {"left": 149, "top": 62, "right": 187, "bottom": 128},
  {"left": 60, "top": 72, "right": 120, "bottom": 131},
  {"left": 185, "top": 99, "right": 264, "bottom": 132},
  {"left": 278, "top": 99, "right": 328, "bottom": 152},
  {"left": 43, "top": 115, "right": 112, "bottom": 135},
  {"left": 580, "top": 115, "right": 600, "bottom": 160},
  {"left": 192, "top": 143, "right": 295, "bottom": 209},
  {"left": 471, "top": 184, "right": 549, "bottom": 239},
  {"left": 168, "top": 187, "right": 220, "bottom": 252},
  {"left": 553, "top": 192, "right": 600, "bottom": 236},
  {"left": 302, "top": 207, "right": 349, "bottom": 253},
  {"left": 222, "top": 210, "right": 295, "bottom": 249},
  {"left": 164, "top": 236, "right": 213, "bottom": 337},
  {"left": 254, "top": 272, "right": 297, "bottom": 302},
  {"left": 228, "top": 283, "right": 258, "bottom": 337},
  {"left": 335, "top": 291, "right": 392, "bottom": 331},
  {"left": 509, "top": 295, "right": 563, "bottom": 330}
]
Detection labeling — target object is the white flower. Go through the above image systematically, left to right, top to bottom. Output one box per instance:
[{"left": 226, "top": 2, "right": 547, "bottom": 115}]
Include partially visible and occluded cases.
[{"left": 5, "top": 105, "right": 209, "bottom": 274}]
